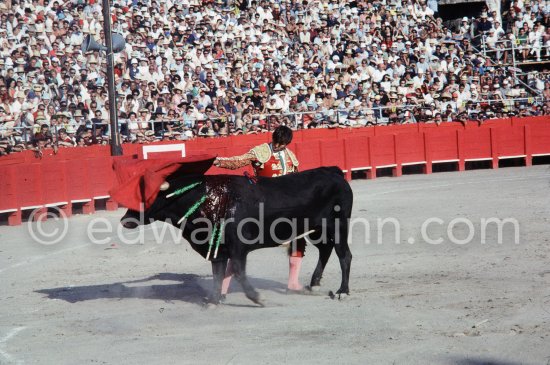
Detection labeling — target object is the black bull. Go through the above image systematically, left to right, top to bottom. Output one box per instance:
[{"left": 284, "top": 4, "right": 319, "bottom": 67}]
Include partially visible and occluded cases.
[{"left": 121, "top": 166, "right": 353, "bottom": 305}]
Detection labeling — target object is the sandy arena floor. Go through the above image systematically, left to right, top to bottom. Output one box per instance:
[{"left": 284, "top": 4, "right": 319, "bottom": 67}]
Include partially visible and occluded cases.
[{"left": 0, "top": 165, "right": 549, "bottom": 365}]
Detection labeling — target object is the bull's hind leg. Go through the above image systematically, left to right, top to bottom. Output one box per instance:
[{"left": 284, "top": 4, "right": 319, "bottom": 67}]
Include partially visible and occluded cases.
[
  {"left": 334, "top": 223, "right": 352, "bottom": 296},
  {"left": 310, "top": 230, "right": 334, "bottom": 289},
  {"left": 334, "top": 242, "right": 352, "bottom": 295},
  {"left": 231, "top": 254, "right": 264, "bottom": 306},
  {"left": 210, "top": 259, "right": 228, "bottom": 304}
]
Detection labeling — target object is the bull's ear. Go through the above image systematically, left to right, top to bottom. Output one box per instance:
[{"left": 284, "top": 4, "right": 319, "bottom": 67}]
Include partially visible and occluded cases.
[{"left": 159, "top": 181, "right": 170, "bottom": 191}]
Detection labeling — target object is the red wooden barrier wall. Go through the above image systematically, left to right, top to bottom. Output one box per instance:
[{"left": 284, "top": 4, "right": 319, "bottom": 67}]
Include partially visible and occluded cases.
[{"left": 1, "top": 117, "right": 549, "bottom": 225}]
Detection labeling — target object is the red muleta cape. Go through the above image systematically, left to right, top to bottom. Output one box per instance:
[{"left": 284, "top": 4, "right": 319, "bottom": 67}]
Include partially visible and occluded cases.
[{"left": 109, "top": 154, "right": 215, "bottom": 212}]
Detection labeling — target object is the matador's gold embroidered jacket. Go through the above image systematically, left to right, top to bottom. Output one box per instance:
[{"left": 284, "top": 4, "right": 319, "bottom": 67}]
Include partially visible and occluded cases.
[{"left": 216, "top": 143, "right": 299, "bottom": 177}]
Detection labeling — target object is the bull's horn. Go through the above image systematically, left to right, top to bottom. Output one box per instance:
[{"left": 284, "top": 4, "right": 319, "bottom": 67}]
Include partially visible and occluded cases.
[{"left": 159, "top": 181, "right": 170, "bottom": 191}]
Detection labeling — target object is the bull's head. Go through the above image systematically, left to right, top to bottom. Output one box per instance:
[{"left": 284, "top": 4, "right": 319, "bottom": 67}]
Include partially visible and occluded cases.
[
  {"left": 113, "top": 156, "right": 216, "bottom": 230},
  {"left": 119, "top": 175, "right": 225, "bottom": 236},
  {"left": 120, "top": 181, "right": 171, "bottom": 229}
]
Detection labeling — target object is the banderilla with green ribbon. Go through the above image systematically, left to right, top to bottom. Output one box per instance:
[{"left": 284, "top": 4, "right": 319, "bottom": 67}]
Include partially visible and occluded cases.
[{"left": 206, "top": 220, "right": 225, "bottom": 261}]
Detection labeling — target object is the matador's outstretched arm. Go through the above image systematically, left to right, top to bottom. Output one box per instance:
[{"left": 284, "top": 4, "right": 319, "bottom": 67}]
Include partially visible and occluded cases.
[{"left": 214, "top": 152, "right": 256, "bottom": 170}]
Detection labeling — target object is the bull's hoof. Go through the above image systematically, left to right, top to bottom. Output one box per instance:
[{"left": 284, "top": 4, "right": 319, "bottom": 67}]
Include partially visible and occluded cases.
[
  {"left": 310, "top": 285, "right": 321, "bottom": 292},
  {"left": 306, "top": 286, "right": 325, "bottom": 296},
  {"left": 335, "top": 288, "right": 350, "bottom": 301},
  {"left": 335, "top": 288, "right": 350, "bottom": 295},
  {"left": 328, "top": 290, "right": 350, "bottom": 300},
  {"left": 246, "top": 292, "right": 265, "bottom": 307},
  {"left": 337, "top": 293, "right": 350, "bottom": 301},
  {"left": 205, "top": 294, "right": 225, "bottom": 306},
  {"left": 252, "top": 296, "right": 265, "bottom": 307},
  {"left": 204, "top": 302, "right": 218, "bottom": 310}
]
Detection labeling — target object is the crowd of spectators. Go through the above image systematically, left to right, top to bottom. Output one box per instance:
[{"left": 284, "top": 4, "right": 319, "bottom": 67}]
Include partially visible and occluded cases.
[{"left": 0, "top": 0, "right": 549, "bottom": 155}]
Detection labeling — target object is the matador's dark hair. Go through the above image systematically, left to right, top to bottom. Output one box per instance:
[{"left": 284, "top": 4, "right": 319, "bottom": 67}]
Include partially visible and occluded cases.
[{"left": 272, "top": 125, "right": 293, "bottom": 145}]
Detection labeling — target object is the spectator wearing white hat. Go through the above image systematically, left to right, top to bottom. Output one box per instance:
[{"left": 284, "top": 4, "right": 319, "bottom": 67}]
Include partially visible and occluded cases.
[{"left": 459, "top": 17, "right": 471, "bottom": 36}]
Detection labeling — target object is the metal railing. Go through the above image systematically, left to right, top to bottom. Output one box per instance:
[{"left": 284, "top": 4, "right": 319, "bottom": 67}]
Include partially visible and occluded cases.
[
  {"left": 461, "top": 34, "right": 548, "bottom": 97},
  {"left": 480, "top": 36, "right": 549, "bottom": 66},
  {"left": 1, "top": 96, "right": 547, "bottom": 147}
]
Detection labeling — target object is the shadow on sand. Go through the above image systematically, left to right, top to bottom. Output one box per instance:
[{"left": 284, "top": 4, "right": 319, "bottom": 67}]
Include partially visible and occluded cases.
[
  {"left": 35, "top": 272, "right": 287, "bottom": 306},
  {"left": 451, "top": 357, "right": 531, "bottom": 365}
]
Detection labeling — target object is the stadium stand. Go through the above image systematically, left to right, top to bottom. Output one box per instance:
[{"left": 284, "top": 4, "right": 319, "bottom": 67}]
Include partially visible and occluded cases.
[{"left": 0, "top": 0, "right": 548, "bottom": 156}]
